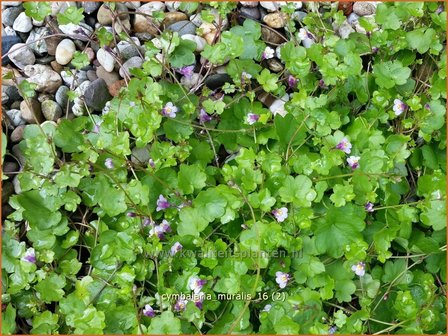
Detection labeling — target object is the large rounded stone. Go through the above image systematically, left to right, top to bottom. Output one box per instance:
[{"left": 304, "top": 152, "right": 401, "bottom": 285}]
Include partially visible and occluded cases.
[
  {"left": 12, "top": 12, "right": 32, "bottom": 33},
  {"left": 167, "top": 20, "right": 196, "bottom": 36},
  {"left": 55, "top": 39, "right": 76, "bottom": 65},
  {"left": 8, "top": 43, "right": 35, "bottom": 69},
  {"left": 24, "top": 64, "right": 62, "bottom": 93},
  {"left": 84, "top": 79, "right": 112, "bottom": 111},
  {"left": 20, "top": 98, "right": 44, "bottom": 124},
  {"left": 41, "top": 100, "right": 63, "bottom": 121}
]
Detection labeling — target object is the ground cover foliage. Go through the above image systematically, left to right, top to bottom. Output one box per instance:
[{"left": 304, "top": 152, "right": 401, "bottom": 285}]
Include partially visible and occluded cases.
[{"left": 1, "top": 1, "right": 447, "bottom": 334}]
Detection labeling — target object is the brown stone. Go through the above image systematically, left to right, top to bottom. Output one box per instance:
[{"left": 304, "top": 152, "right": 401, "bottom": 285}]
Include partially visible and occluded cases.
[
  {"left": 163, "top": 12, "right": 188, "bottom": 27},
  {"left": 263, "top": 12, "right": 288, "bottom": 29},
  {"left": 261, "top": 26, "right": 285, "bottom": 45},
  {"left": 46, "top": 35, "right": 62, "bottom": 56},
  {"left": 50, "top": 60, "right": 64, "bottom": 73},
  {"left": 96, "top": 66, "right": 120, "bottom": 86},
  {"left": 108, "top": 79, "right": 127, "bottom": 97},
  {"left": 20, "top": 98, "right": 44, "bottom": 124},
  {"left": 10, "top": 125, "right": 26, "bottom": 142}
]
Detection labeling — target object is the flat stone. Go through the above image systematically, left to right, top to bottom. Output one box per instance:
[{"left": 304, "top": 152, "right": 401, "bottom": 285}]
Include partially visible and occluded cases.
[
  {"left": 2, "top": 5, "right": 23, "bottom": 27},
  {"left": 167, "top": 20, "right": 196, "bottom": 36},
  {"left": 8, "top": 43, "right": 35, "bottom": 69},
  {"left": 119, "top": 56, "right": 143, "bottom": 78},
  {"left": 24, "top": 64, "right": 62, "bottom": 93},
  {"left": 84, "top": 78, "right": 112, "bottom": 111},
  {"left": 20, "top": 98, "right": 44, "bottom": 124}
]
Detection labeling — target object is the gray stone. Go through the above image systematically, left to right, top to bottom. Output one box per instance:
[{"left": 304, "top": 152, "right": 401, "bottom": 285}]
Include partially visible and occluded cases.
[
  {"left": 240, "top": 1, "right": 259, "bottom": 8},
  {"left": 82, "top": 2, "right": 100, "bottom": 14},
  {"left": 353, "top": 2, "right": 377, "bottom": 16},
  {"left": 2, "top": 5, "right": 23, "bottom": 27},
  {"left": 240, "top": 6, "right": 261, "bottom": 20},
  {"left": 292, "top": 11, "right": 307, "bottom": 22},
  {"left": 12, "top": 12, "right": 32, "bottom": 33},
  {"left": 167, "top": 20, "right": 196, "bottom": 36},
  {"left": 338, "top": 21, "right": 355, "bottom": 39},
  {"left": 58, "top": 23, "right": 93, "bottom": 41},
  {"left": 26, "top": 27, "right": 49, "bottom": 55},
  {"left": 135, "top": 32, "right": 153, "bottom": 42},
  {"left": 181, "top": 34, "right": 206, "bottom": 52},
  {"left": 2, "top": 35, "right": 22, "bottom": 66},
  {"left": 116, "top": 41, "right": 141, "bottom": 61},
  {"left": 8, "top": 43, "right": 35, "bottom": 69},
  {"left": 119, "top": 56, "right": 143, "bottom": 78},
  {"left": 24, "top": 64, "right": 62, "bottom": 93},
  {"left": 61, "top": 70, "right": 88, "bottom": 87},
  {"left": 87, "top": 70, "right": 98, "bottom": 81},
  {"left": 205, "top": 73, "right": 232, "bottom": 90},
  {"left": 84, "top": 79, "right": 112, "bottom": 111},
  {"left": 55, "top": 85, "right": 70, "bottom": 108},
  {"left": 3, "top": 86, "right": 21, "bottom": 105},
  {"left": 20, "top": 99, "right": 44, "bottom": 123},
  {"left": 41, "top": 100, "right": 62, "bottom": 121},
  {"left": 6, "top": 109, "right": 25, "bottom": 127},
  {"left": 131, "top": 145, "right": 151, "bottom": 164},
  {"left": 2, "top": 161, "right": 19, "bottom": 177}
]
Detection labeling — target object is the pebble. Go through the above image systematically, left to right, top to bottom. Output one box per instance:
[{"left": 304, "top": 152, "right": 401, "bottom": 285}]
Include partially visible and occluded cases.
[
  {"left": 140, "top": 1, "right": 165, "bottom": 12},
  {"left": 240, "top": 1, "right": 259, "bottom": 8},
  {"left": 3, "top": 2, "right": 22, "bottom": 6},
  {"left": 82, "top": 2, "right": 100, "bottom": 14},
  {"left": 125, "top": 2, "right": 141, "bottom": 10},
  {"left": 165, "top": 2, "right": 181, "bottom": 12},
  {"left": 260, "top": 2, "right": 282, "bottom": 12},
  {"left": 353, "top": 2, "right": 377, "bottom": 16},
  {"left": 97, "top": 4, "right": 113, "bottom": 25},
  {"left": 134, "top": 4, "right": 161, "bottom": 35},
  {"left": 2, "top": 5, "right": 23, "bottom": 27},
  {"left": 240, "top": 6, "right": 261, "bottom": 20},
  {"left": 292, "top": 11, "right": 307, "bottom": 22},
  {"left": 12, "top": 12, "right": 32, "bottom": 33},
  {"left": 163, "top": 12, "right": 188, "bottom": 27},
  {"left": 263, "top": 12, "right": 288, "bottom": 29},
  {"left": 347, "top": 13, "right": 360, "bottom": 25},
  {"left": 167, "top": 20, "right": 197, "bottom": 36},
  {"left": 338, "top": 21, "right": 355, "bottom": 39},
  {"left": 58, "top": 23, "right": 93, "bottom": 40},
  {"left": 261, "top": 26, "right": 285, "bottom": 44},
  {"left": 26, "top": 27, "right": 49, "bottom": 55},
  {"left": 181, "top": 34, "right": 206, "bottom": 52},
  {"left": 1, "top": 35, "right": 22, "bottom": 65},
  {"left": 45, "top": 36, "right": 62, "bottom": 56},
  {"left": 55, "top": 39, "right": 76, "bottom": 65},
  {"left": 116, "top": 41, "right": 141, "bottom": 61},
  {"left": 8, "top": 43, "right": 35, "bottom": 69},
  {"left": 97, "top": 48, "right": 116, "bottom": 72},
  {"left": 119, "top": 56, "right": 143, "bottom": 78},
  {"left": 267, "top": 58, "right": 284, "bottom": 72},
  {"left": 24, "top": 64, "right": 63, "bottom": 93},
  {"left": 96, "top": 65, "right": 120, "bottom": 85},
  {"left": 61, "top": 70, "right": 89, "bottom": 87},
  {"left": 87, "top": 70, "right": 98, "bottom": 82},
  {"left": 181, "top": 73, "right": 202, "bottom": 90},
  {"left": 205, "top": 73, "right": 232, "bottom": 90},
  {"left": 84, "top": 79, "right": 112, "bottom": 111},
  {"left": 108, "top": 79, "right": 127, "bottom": 97},
  {"left": 72, "top": 80, "right": 91, "bottom": 116},
  {"left": 55, "top": 85, "right": 70, "bottom": 108},
  {"left": 3, "top": 86, "right": 21, "bottom": 104},
  {"left": 20, "top": 99, "right": 44, "bottom": 124},
  {"left": 41, "top": 100, "right": 63, "bottom": 121},
  {"left": 6, "top": 109, "right": 25, "bottom": 127},
  {"left": 10, "top": 125, "right": 26, "bottom": 143},
  {"left": 12, "top": 144, "right": 26, "bottom": 167},
  {"left": 131, "top": 145, "right": 151, "bottom": 164},
  {"left": 3, "top": 162, "right": 19, "bottom": 178}
]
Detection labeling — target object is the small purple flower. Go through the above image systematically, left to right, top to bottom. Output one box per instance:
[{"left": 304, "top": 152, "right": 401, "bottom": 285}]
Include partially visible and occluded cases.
[
  {"left": 436, "top": 5, "right": 444, "bottom": 14},
  {"left": 298, "top": 28, "right": 314, "bottom": 40},
  {"left": 261, "top": 46, "right": 275, "bottom": 60},
  {"left": 372, "top": 46, "right": 379, "bottom": 54},
  {"left": 177, "top": 65, "right": 195, "bottom": 78},
  {"left": 287, "top": 75, "right": 298, "bottom": 88},
  {"left": 318, "top": 79, "right": 328, "bottom": 89},
  {"left": 393, "top": 99, "right": 408, "bottom": 116},
  {"left": 161, "top": 102, "right": 178, "bottom": 118},
  {"left": 424, "top": 103, "right": 430, "bottom": 110},
  {"left": 198, "top": 109, "right": 213, "bottom": 123},
  {"left": 246, "top": 113, "right": 260, "bottom": 125},
  {"left": 93, "top": 123, "right": 101, "bottom": 134},
  {"left": 335, "top": 137, "right": 352, "bottom": 154},
  {"left": 346, "top": 156, "right": 360, "bottom": 169},
  {"left": 105, "top": 158, "right": 114, "bottom": 169},
  {"left": 149, "top": 158, "right": 155, "bottom": 169},
  {"left": 156, "top": 195, "right": 171, "bottom": 212},
  {"left": 365, "top": 202, "right": 374, "bottom": 213},
  {"left": 272, "top": 207, "right": 288, "bottom": 222},
  {"left": 127, "top": 212, "right": 137, "bottom": 218},
  {"left": 142, "top": 217, "right": 153, "bottom": 227},
  {"left": 160, "top": 220, "right": 171, "bottom": 233},
  {"left": 149, "top": 225, "right": 166, "bottom": 239},
  {"left": 170, "top": 242, "right": 183, "bottom": 255},
  {"left": 22, "top": 248, "right": 36, "bottom": 264},
  {"left": 351, "top": 261, "right": 366, "bottom": 277},
  {"left": 275, "top": 271, "right": 290, "bottom": 289},
  {"left": 188, "top": 276, "right": 207, "bottom": 294},
  {"left": 193, "top": 292, "right": 205, "bottom": 310},
  {"left": 174, "top": 298, "right": 188, "bottom": 312},
  {"left": 142, "top": 304, "right": 155, "bottom": 317},
  {"left": 261, "top": 304, "right": 272, "bottom": 312},
  {"left": 329, "top": 326, "right": 337, "bottom": 334}
]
